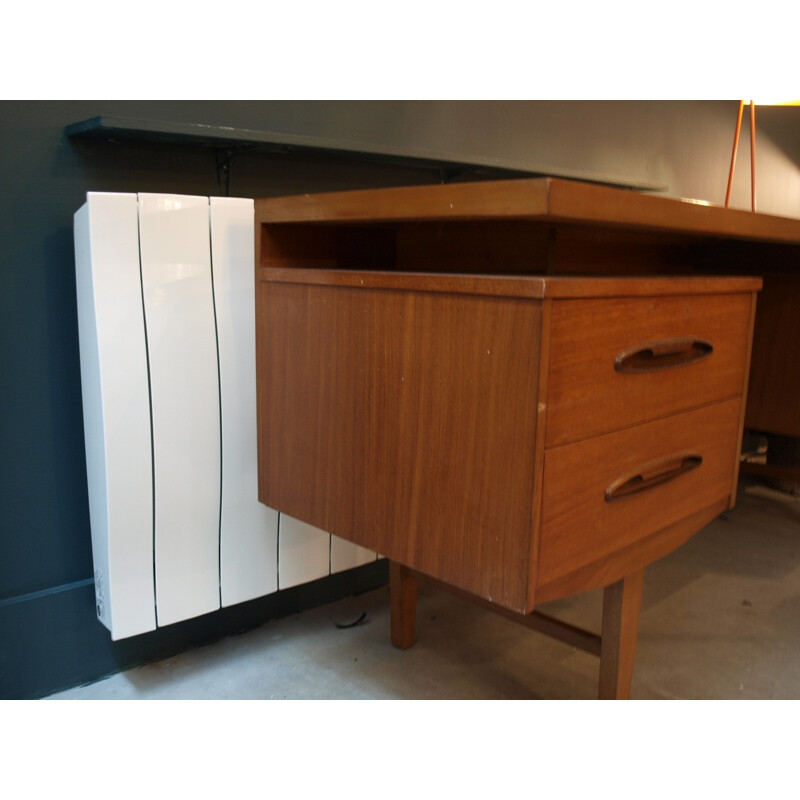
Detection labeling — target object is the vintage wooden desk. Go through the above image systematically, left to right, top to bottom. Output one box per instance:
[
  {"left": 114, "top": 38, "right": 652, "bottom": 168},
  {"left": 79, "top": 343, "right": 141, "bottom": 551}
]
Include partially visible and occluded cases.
[{"left": 252, "top": 178, "right": 783, "bottom": 699}]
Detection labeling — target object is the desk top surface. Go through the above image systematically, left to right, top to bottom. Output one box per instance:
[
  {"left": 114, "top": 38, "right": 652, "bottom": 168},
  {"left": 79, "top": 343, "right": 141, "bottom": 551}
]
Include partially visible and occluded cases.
[{"left": 255, "top": 178, "right": 800, "bottom": 246}]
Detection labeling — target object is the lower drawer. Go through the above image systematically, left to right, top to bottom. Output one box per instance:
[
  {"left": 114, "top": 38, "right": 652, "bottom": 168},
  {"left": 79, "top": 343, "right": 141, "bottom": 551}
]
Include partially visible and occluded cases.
[{"left": 537, "top": 398, "right": 742, "bottom": 590}]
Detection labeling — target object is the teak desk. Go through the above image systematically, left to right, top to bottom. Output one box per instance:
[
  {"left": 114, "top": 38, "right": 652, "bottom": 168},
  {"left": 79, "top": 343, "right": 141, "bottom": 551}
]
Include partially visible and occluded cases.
[{"left": 253, "top": 178, "right": 778, "bottom": 699}]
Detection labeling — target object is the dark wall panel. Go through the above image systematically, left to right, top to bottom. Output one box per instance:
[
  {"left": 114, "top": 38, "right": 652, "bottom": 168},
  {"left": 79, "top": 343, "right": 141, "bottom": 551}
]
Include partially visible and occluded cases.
[
  {"left": 0, "top": 101, "right": 431, "bottom": 698},
  {"left": 0, "top": 561, "right": 388, "bottom": 699}
]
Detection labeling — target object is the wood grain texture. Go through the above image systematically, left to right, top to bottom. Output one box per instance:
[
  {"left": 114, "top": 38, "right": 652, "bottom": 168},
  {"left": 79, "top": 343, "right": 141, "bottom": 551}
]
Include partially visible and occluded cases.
[
  {"left": 254, "top": 178, "right": 767, "bottom": 698},
  {"left": 255, "top": 178, "right": 800, "bottom": 244},
  {"left": 255, "top": 179, "right": 551, "bottom": 223},
  {"left": 546, "top": 179, "right": 800, "bottom": 244},
  {"left": 260, "top": 266, "right": 549, "bottom": 298},
  {"left": 260, "top": 267, "right": 759, "bottom": 301},
  {"left": 256, "top": 268, "right": 756, "bottom": 611},
  {"left": 745, "top": 274, "right": 800, "bottom": 437},
  {"left": 537, "top": 276, "right": 761, "bottom": 298},
  {"left": 257, "top": 278, "right": 542, "bottom": 612},
  {"left": 546, "top": 292, "right": 754, "bottom": 446},
  {"left": 526, "top": 298, "right": 553, "bottom": 613},
  {"left": 537, "top": 399, "right": 742, "bottom": 592},
  {"left": 533, "top": 499, "right": 728, "bottom": 603},
  {"left": 390, "top": 561, "right": 418, "bottom": 649},
  {"left": 408, "top": 567, "right": 602, "bottom": 656},
  {"left": 598, "top": 569, "right": 645, "bottom": 700}
]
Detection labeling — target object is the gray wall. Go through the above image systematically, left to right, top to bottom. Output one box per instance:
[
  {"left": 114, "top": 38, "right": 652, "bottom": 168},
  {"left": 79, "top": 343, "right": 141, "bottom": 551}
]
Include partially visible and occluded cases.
[
  {"left": 229, "top": 99, "right": 800, "bottom": 212},
  {"left": 2, "top": 101, "right": 799, "bottom": 698}
]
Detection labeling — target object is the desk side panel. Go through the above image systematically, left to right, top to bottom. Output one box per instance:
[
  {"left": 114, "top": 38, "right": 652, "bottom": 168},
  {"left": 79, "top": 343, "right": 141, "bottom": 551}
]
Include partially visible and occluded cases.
[
  {"left": 745, "top": 274, "right": 800, "bottom": 437},
  {"left": 257, "top": 277, "right": 542, "bottom": 612}
]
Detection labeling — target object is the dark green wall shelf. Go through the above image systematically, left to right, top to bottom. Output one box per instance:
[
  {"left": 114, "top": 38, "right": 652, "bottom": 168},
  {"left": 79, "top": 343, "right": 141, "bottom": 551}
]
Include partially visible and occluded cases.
[{"left": 65, "top": 115, "right": 666, "bottom": 191}]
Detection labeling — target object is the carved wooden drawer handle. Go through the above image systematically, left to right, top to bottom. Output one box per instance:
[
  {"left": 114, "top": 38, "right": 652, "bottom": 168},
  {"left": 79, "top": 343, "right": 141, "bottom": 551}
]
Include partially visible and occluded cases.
[
  {"left": 614, "top": 338, "right": 713, "bottom": 373},
  {"left": 605, "top": 453, "right": 703, "bottom": 502}
]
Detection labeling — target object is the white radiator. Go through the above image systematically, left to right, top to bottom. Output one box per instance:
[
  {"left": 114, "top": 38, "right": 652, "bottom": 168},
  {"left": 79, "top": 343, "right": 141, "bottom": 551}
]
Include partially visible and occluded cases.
[{"left": 74, "top": 192, "right": 377, "bottom": 640}]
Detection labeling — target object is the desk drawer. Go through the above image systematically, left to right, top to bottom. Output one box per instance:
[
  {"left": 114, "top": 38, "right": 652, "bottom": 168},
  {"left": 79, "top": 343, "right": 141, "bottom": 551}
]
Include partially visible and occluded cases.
[
  {"left": 546, "top": 292, "right": 753, "bottom": 446},
  {"left": 537, "top": 398, "right": 742, "bottom": 589}
]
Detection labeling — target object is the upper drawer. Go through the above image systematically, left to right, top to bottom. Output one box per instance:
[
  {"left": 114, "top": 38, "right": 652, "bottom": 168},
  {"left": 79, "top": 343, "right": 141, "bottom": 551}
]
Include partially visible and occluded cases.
[{"left": 545, "top": 292, "right": 753, "bottom": 447}]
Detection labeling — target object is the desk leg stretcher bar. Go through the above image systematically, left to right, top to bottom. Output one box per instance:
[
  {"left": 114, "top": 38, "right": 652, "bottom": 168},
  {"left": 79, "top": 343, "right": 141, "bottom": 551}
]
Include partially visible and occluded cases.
[{"left": 390, "top": 561, "right": 644, "bottom": 700}]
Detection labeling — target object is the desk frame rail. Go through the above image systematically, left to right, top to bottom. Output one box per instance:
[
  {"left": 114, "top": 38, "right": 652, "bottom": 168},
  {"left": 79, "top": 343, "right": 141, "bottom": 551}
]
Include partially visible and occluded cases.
[{"left": 389, "top": 561, "right": 644, "bottom": 700}]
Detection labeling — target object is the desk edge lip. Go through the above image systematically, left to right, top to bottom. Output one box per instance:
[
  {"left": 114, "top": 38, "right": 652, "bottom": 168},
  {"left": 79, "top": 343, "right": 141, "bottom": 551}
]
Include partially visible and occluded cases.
[
  {"left": 254, "top": 177, "right": 800, "bottom": 245},
  {"left": 258, "top": 267, "right": 762, "bottom": 299}
]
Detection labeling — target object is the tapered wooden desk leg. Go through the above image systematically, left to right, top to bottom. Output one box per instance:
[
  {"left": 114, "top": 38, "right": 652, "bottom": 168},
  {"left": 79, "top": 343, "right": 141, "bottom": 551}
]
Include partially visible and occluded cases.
[
  {"left": 390, "top": 561, "right": 418, "bottom": 649},
  {"left": 598, "top": 569, "right": 645, "bottom": 700}
]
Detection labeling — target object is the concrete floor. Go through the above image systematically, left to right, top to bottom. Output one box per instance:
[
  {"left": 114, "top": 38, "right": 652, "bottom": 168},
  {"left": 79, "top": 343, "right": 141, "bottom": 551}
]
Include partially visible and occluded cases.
[{"left": 47, "top": 480, "right": 800, "bottom": 700}]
